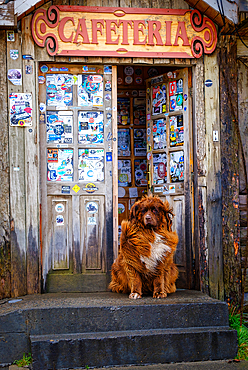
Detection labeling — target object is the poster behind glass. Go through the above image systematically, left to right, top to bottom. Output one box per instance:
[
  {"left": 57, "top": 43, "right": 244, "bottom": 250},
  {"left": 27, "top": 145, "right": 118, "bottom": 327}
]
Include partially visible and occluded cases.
[
  {"left": 46, "top": 74, "right": 73, "bottom": 107},
  {"left": 78, "top": 75, "right": 103, "bottom": 107},
  {"left": 117, "top": 98, "right": 130, "bottom": 126},
  {"left": 133, "top": 98, "right": 146, "bottom": 125},
  {"left": 46, "top": 111, "right": 73, "bottom": 144},
  {"left": 78, "top": 111, "right": 103, "bottom": 144},
  {"left": 170, "top": 115, "right": 184, "bottom": 146},
  {"left": 153, "top": 119, "right": 166, "bottom": 150},
  {"left": 134, "top": 128, "right": 146, "bottom": 156},
  {"left": 118, "top": 129, "right": 131, "bottom": 156},
  {"left": 47, "top": 149, "right": 73, "bottom": 181},
  {"left": 78, "top": 149, "right": 104, "bottom": 182},
  {"left": 170, "top": 151, "right": 184, "bottom": 182},
  {"left": 153, "top": 153, "right": 167, "bottom": 185},
  {"left": 134, "top": 159, "right": 147, "bottom": 186},
  {"left": 118, "top": 160, "right": 132, "bottom": 187}
]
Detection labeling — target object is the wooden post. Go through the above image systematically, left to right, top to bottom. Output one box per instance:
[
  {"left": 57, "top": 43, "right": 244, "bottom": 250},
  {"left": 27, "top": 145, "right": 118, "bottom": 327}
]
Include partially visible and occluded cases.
[
  {"left": 0, "top": 30, "right": 11, "bottom": 299},
  {"left": 219, "top": 35, "right": 241, "bottom": 304},
  {"left": 204, "top": 51, "right": 224, "bottom": 300},
  {"left": 112, "top": 66, "right": 118, "bottom": 261}
]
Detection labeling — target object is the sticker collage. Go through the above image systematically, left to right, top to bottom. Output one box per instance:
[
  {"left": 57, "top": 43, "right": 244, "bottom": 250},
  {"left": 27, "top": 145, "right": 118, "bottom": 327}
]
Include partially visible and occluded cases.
[
  {"left": 42, "top": 65, "right": 112, "bottom": 183},
  {"left": 146, "top": 71, "right": 186, "bottom": 194}
]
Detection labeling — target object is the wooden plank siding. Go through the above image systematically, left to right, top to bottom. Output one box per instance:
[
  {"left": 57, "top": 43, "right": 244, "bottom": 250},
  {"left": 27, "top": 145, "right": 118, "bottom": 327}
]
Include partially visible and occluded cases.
[
  {"left": 0, "top": 30, "right": 11, "bottom": 299},
  {"left": 219, "top": 35, "right": 241, "bottom": 304}
]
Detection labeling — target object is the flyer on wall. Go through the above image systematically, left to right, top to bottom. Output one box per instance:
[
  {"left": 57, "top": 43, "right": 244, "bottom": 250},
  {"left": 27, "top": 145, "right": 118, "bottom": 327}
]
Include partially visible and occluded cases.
[{"left": 9, "top": 93, "right": 32, "bottom": 126}]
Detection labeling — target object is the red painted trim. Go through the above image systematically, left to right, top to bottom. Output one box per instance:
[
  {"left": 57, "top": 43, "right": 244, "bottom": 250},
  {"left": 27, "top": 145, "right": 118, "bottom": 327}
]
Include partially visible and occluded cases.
[
  {"left": 57, "top": 5, "right": 190, "bottom": 16},
  {"left": 58, "top": 49, "right": 193, "bottom": 58}
]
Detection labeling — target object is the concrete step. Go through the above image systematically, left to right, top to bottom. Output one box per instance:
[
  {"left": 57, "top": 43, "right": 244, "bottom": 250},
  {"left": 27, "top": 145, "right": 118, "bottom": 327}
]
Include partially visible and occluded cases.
[
  {"left": 26, "top": 301, "right": 230, "bottom": 335},
  {"left": 30, "top": 326, "right": 237, "bottom": 370}
]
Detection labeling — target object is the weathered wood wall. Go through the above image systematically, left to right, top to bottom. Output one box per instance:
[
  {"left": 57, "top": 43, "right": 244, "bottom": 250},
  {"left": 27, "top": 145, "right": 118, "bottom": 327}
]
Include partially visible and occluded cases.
[
  {"left": 0, "top": 30, "right": 11, "bottom": 299},
  {"left": 219, "top": 35, "right": 241, "bottom": 304},
  {"left": 237, "top": 59, "right": 248, "bottom": 292}
]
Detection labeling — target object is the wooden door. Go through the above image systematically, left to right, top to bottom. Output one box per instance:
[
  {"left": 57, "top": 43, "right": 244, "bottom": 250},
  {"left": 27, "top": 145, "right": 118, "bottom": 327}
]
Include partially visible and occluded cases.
[
  {"left": 39, "top": 63, "right": 114, "bottom": 292},
  {"left": 146, "top": 68, "right": 193, "bottom": 289}
]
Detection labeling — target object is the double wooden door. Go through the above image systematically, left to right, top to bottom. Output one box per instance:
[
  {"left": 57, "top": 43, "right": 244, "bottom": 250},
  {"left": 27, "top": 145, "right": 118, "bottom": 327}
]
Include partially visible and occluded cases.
[{"left": 40, "top": 63, "right": 193, "bottom": 292}]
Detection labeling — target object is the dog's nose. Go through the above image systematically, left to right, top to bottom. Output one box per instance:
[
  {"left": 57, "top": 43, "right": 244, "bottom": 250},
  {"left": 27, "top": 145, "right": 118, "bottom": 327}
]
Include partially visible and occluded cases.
[{"left": 145, "top": 215, "right": 152, "bottom": 220}]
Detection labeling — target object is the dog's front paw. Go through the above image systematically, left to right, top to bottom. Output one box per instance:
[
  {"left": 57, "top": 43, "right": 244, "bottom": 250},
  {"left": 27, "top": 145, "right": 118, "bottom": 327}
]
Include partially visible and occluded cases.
[
  {"left": 129, "top": 292, "right": 142, "bottom": 299},
  {"left": 153, "top": 292, "right": 167, "bottom": 299}
]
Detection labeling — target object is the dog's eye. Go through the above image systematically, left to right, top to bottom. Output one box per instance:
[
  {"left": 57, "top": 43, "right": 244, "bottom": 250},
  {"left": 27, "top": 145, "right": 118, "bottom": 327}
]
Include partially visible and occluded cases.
[
  {"left": 141, "top": 208, "right": 147, "bottom": 214},
  {"left": 152, "top": 208, "right": 158, "bottom": 214}
]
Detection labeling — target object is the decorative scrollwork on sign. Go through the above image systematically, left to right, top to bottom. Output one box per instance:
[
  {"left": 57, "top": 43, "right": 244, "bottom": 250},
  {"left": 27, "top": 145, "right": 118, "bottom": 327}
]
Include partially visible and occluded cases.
[
  {"left": 31, "top": 6, "right": 60, "bottom": 56},
  {"left": 190, "top": 9, "right": 217, "bottom": 58}
]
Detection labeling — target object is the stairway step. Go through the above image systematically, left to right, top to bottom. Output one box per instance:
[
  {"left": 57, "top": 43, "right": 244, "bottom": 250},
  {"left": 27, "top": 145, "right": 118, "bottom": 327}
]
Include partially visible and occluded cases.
[
  {"left": 27, "top": 301, "right": 230, "bottom": 335},
  {"left": 31, "top": 326, "right": 237, "bottom": 370}
]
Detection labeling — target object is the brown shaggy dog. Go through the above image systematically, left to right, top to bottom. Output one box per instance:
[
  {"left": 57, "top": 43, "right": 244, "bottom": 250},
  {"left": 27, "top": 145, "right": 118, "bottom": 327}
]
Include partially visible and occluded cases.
[{"left": 109, "top": 195, "right": 178, "bottom": 299}]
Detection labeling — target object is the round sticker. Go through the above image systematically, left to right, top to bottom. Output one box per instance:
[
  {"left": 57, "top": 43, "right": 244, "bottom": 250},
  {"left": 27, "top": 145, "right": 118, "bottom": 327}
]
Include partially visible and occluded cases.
[
  {"left": 40, "top": 65, "right": 48, "bottom": 73},
  {"left": 124, "top": 66, "right": 134, "bottom": 75},
  {"left": 147, "top": 67, "right": 159, "bottom": 77},
  {"left": 135, "top": 68, "right": 142, "bottom": 75},
  {"left": 38, "top": 76, "right": 45, "bottom": 84},
  {"left": 125, "top": 76, "right": 133, "bottom": 84},
  {"left": 117, "top": 77, "right": 123, "bottom": 85},
  {"left": 135, "top": 77, "right": 142, "bottom": 84},
  {"left": 205, "top": 79, "right": 213, "bottom": 87},
  {"left": 147, "top": 88, "right": 150, "bottom": 94},
  {"left": 132, "top": 90, "right": 138, "bottom": 97},
  {"left": 105, "top": 94, "right": 111, "bottom": 101},
  {"left": 176, "top": 94, "right": 183, "bottom": 105},
  {"left": 184, "top": 94, "right": 188, "bottom": 101},
  {"left": 170, "top": 99, "right": 176, "bottom": 110},
  {"left": 147, "top": 128, "right": 151, "bottom": 135},
  {"left": 147, "top": 152, "right": 152, "bottom": 160},
  {"left": 140, "top": 163, "right": 147, "bottom": 171},
  {"left": 87, "top": 170, "right": 94, "bottom": 177},
  {"left": 135, "top": 170, "right": 143, "bottom": 179},
  {"left": 119, "top": 173, "right": 128, "bottom": 183},
  {"left": 118, "top": 187, "right": 126, "bottom": 198},
  {"left": 86, "top": 201, "right": 98, "bottom": 213},
  {"left": 55, "top": 203, "right": 64, "bottom": 213},
  {"left": 118, "top": 203, "right": 125, "bottom": 214},
  {"left": 56, "top": 215, "right": 64, "bottom": 225}
]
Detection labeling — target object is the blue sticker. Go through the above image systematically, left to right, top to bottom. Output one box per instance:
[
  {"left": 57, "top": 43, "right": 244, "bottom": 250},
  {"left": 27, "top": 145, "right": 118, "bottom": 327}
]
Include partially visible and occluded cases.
[
  {"left": 40, "top": 65, "right": 48, "bottom": 73},
  {"left": 60, "top": 67, "right": 69, "bottom": 72},
  {"left": 205, "top": 79, "right": 213, "bottom": 87},
  {"left": 106, "top": 152, "right": 112, "bottom": 161},
  {"left": 62, "top": 186, "right": 70, "bottom": 194}
]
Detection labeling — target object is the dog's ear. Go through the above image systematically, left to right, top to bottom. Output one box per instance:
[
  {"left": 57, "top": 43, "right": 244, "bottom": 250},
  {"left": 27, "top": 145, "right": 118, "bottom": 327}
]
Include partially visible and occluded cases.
[
  {"left": 163, "top": 201, "right": 174, "bottom": 231},
  {"left": 129, "top": 202, "right": 140, "bottom": 221}
]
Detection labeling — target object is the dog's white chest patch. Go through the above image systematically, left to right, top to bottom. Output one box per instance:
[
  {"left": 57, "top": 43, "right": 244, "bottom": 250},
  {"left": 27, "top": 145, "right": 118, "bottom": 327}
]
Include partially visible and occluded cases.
[{"left": 140, "top": 233, "right": 171, "bottom": 272}]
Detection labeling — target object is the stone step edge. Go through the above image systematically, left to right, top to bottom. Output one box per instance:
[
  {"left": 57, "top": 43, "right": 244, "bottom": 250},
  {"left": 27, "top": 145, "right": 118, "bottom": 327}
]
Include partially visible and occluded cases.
[{"left": 30, "top": 326, "right": 235, "bottom": 342}]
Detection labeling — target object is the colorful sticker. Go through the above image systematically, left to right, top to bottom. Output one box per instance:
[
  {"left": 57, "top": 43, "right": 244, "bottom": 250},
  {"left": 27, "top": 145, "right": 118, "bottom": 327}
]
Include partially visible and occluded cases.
[
  {"left": 7, "top": 31, "right": 15, "bottom": 41},
  {"left": 10, "top": 50, "right": 18, "bottom": 60},
  {"left": 25, "top": 65, "right": 32, "bottom": 75},
  {"left": 40, "top": 65, "right": 48, "bottom": 73},
  {"left": 104, "top": 65, "right": 112, "bottom": 74},
  {"left": 8, "top": 69, "right": 22, "bottom": 85},
  {"left": 46, "top": 74, "right": 73, "bottom": 107},
  {"left": 78, "top": 74, "right": 103, "bottom": 107},
  {"left": 125, "top": 76, "right": 133, "bottom": 84},
  {"left": 169, "top": 79, "right": 183, "bottom": 112},
  {"left": 152, "top": 83, "right": 166, "bottom": 115},
  {"left": 9, "top": 93, "right": 32, "bottom": 126},
  {"left": 46, "top": 111, "right": 73, "bottom": 144},
  {"left": 78, "top": 111, "right": 103, "bottom": 144},
  {"left": 170, "top": 115, "right": 184, "bottom": 146},
  {"left": 153, "top": 119, "right": 166, "bottom": 150},
  {"left": 134, "top": 128, "right": 146, "bottom": 156},
  {"left": 47, "top": 149, "right": 73, "bottom": 181},
  {"left": 78, "top": 149, "right": 104, "bottom": 182},
  {"left": 170, "top": 151, "right": 184, "bottom": 182},
  {"left": 153, "top": 153, "right": 167, "bottom": 184},
  {"left": 118, "top": 159, "right": 131, "bottom": 187},
  {"left": 134, "top": 159, "right": 147, "bottom": 186},
  {"left": 83, "top": 183, "right": 98, "bottom": 193},
  {"left": 72, "top": 184, "right": 80, "bottom": 193},
  {"left": 61, "top": 185, "right": 70, "bottom": 194},
  {"left": 86, "top": 202, "right": 98, "bottom": 213},
  {"left": 55, "top": 203, "right": 64, "bottom": 212},
  {"left": 118, "top": 203, "right": 125, "bottom": 214},
  {"left": 56, "top": 215, "right": 64, "bottom": 225},
  {"left": 88, "top": 216, "right": 97, "bottom": 225}
]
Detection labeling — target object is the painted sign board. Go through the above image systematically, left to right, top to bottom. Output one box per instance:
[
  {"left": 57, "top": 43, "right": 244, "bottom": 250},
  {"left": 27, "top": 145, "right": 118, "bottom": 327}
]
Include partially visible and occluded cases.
[{"left": 31, "top": 6, "right": 217, "bottom": 58}]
